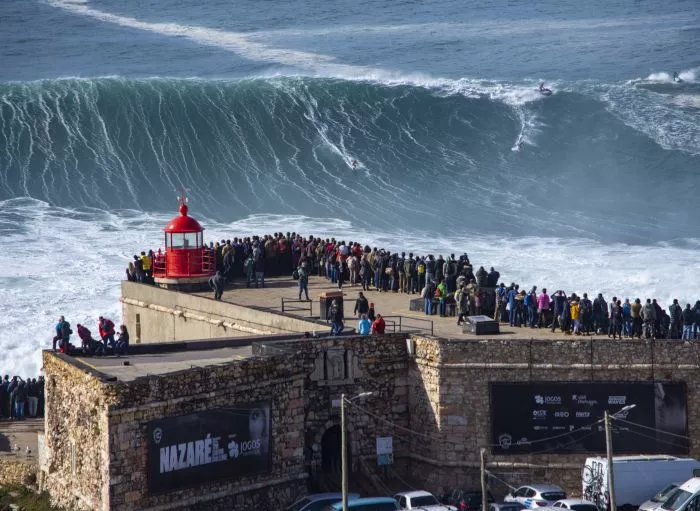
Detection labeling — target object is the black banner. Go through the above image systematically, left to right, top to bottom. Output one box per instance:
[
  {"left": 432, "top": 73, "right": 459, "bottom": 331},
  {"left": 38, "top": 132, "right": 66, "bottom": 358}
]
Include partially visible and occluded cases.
[
  {"left": 490, "top": 382, "right": 687, "bottom": 454},
  {"left": 147, "top": 403, "right": 271, "bottom": 494}
]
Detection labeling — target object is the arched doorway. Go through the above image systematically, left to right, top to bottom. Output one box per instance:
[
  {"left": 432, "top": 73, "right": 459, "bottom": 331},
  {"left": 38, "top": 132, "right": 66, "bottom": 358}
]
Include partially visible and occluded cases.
[{"left": 321, "top": 425, "right": 350, "bottom": 474}]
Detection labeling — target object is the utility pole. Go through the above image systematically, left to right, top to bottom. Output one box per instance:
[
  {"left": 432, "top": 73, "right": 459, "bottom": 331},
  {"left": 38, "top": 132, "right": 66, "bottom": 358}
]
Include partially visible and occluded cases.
[
  {"left": 342, "top": 393, "right": 348, "bottom": 511},
  {"left": 605, "top": 410, "right": 617, "bottom": 511},
  {"left": 480, "top": 448, "right": 488, "bottom": 511}
]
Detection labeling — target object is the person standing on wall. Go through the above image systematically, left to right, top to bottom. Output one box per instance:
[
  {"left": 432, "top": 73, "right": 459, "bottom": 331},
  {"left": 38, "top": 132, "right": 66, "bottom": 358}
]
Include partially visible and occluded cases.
[
  {"left": 53, "top": 315, "right": 72, "bottom": 352},
  {"left": 98, "top": 316, "right": 116, "bottom": 351}
]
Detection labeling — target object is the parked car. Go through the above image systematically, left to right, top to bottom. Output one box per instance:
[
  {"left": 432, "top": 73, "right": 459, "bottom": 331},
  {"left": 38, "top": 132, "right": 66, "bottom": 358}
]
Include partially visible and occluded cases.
[
  {"left": 583, "top": 456, "right": 700, "bottom": 509},
  {"left": 660, "top": 477, "right": 700, "bottom": 511},
  {"left": 640, "top": 484, "right": 682, "bottom": 511},
  {"left": 504, "top": 485, "right": 567, "bottom": 508},
  {"left": 443, "top": 489, "right": 495, "bottom": 510},
  {"left": 395, "top": 490, "right": 457, "bottom": 510},
  {"left": 287, "top": 493, "right": 361, "bottom": 511},
  {"left": 325, "top": 497, "right": 401, "bottom": 511},
  {"left": 543, "top": 499, "right": 598, "bottom": 511},
  {"left": 490, "top": 503, "right": 526, "bottom": 511}
]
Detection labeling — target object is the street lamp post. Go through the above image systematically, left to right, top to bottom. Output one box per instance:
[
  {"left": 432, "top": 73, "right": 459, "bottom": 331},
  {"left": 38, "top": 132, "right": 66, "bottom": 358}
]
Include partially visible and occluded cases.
[
  {"left": 341, "top": 392, "right": 373, "bottom": 511},
  {"left": 605, "top": 404, "right": 636, "bottom": 511}
]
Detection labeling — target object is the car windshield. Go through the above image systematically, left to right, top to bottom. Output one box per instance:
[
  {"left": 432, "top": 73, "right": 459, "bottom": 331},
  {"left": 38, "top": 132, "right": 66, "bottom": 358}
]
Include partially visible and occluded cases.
[
  {"left": 654, "top": 486, "right": 680, "bottom": 503},
  {"left": 662, "top": 489, "right": 693, "bottom": 511},
  {"left": 542, "top": 493, "right": 567, "bottom": 501},
  {"left": 412, "top": 496, "right": 440, "bottom": 506},
  {"left": 287, "top": 498, "right": 312, "bottom": 511},
  {"left": 570, "top": 505, "right": 598, "bottom": 511}
]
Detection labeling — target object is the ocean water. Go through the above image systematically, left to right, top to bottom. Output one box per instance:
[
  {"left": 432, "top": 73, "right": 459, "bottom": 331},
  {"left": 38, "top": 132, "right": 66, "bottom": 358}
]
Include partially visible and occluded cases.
[{"left": 1, "top": 0, "right": 699, "bottom": 375}]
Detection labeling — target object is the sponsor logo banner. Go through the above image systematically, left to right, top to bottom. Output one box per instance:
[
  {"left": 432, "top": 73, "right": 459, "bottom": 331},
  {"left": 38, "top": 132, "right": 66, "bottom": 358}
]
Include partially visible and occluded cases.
[
  {"left": 490, "top": 382, "right": 687, "bottom": 455},
  {"left": 147, "top": 403, "right": 271, "bottom": 494}
]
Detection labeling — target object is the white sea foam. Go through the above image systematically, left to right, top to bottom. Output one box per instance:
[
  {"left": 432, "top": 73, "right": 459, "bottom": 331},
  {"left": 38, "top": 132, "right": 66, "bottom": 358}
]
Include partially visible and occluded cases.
[
  {"left": 642, "top": 67, "right": 698, "bottom": 83},
  {"left": 594, "top": 76, "right": 700, "bottom": 155},
  {"left": 2, "top": 201, "right": 699, "bottom": 379}
]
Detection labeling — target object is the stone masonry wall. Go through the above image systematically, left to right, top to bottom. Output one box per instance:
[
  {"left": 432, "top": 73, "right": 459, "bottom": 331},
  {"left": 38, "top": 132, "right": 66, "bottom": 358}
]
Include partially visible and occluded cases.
[
  {"left": 254, "top": 334, "right": 412, "bottom": 486},
  {"left": 408, "top": 336, "right": 700, "bottom": 499},
  {"left": 42, "top": 352, "right": 116, "bottom": 510},
  {"left": 105, "top": 352, "right": 308, "bottom": 510}
]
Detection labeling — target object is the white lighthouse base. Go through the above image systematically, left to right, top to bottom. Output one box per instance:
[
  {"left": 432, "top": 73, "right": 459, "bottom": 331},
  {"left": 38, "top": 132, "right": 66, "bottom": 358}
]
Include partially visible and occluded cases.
[{"left": 154, "top": 275, "right": 212, "bottom": 292}]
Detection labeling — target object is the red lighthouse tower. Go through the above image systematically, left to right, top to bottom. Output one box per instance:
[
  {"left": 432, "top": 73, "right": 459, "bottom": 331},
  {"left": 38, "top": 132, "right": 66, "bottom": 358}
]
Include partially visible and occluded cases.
[{"left": 152, "top": 193, "right": 215, "bottom": 291}]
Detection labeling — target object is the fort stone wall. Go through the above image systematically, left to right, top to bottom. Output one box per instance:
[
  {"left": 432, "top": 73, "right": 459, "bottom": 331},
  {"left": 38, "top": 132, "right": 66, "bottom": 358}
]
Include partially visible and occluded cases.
[
  {"left": 120, "top": 281, "right": 319, "bottom": 343},
  {"left": 406, "top": 336, "right": 700, "bottom": 499}
]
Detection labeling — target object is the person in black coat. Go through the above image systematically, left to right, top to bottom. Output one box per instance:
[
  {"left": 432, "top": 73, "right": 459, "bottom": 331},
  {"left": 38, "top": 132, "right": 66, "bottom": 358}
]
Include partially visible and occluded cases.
[{"left": 208, "top": 270, "right": 226, "bottom": 300}]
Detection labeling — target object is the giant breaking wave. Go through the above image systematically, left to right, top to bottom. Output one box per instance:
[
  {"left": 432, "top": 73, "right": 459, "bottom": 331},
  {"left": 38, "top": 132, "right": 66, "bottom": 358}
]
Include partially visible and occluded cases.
[{"left": 1, "top": 76, "right": 698, "bottom": 241}]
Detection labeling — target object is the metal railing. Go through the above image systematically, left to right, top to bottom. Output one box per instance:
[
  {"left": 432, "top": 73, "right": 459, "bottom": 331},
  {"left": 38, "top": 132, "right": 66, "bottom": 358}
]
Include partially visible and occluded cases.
[
  {"left": 281, "top": 297, "right": 313, "bottom": 317},
  {"left": 380, "top": 315, "right": 434, "bottom": 336}
]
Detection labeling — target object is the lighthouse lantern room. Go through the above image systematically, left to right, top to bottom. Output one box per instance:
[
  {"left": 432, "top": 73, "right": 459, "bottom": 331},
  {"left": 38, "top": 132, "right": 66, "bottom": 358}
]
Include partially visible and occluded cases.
[{"left": 152, "top": 194, "right": 215, "bottom": 290}]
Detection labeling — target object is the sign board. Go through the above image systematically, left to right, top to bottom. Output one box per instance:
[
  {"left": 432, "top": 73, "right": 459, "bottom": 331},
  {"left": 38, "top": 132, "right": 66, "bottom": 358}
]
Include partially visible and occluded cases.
[
  {"left": 490, "top": 382, "right": 688, "bottom": 455},
  {"left": 147, "top": 402, "right": 271, "bottom": 494},
  {"left": 37, "top": 433, "right": 47, "bottom": 473},
  {"left": 376, "top": 436, "right": 393, "bottom": 466}
]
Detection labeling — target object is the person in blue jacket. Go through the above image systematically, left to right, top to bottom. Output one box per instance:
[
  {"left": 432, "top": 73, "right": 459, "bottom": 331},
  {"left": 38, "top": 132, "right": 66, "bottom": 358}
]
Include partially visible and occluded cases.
[{"left": 358, "top": 314, "right": 371, "bottom": 335}]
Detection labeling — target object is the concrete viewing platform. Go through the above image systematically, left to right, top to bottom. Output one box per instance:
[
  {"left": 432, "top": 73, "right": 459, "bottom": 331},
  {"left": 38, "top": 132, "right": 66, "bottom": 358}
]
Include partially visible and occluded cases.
[
  {"left": 195, "top": 275, "right": 611, "bottom": 342},
  {"left": 77, "top": 345, "right": 253, "bottom": 381}
]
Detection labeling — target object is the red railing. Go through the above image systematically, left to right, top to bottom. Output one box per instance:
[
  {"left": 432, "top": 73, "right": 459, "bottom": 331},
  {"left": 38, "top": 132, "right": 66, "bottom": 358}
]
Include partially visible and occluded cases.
[{"left": 152, "top": 248, "right": 216, "bottom": 278}]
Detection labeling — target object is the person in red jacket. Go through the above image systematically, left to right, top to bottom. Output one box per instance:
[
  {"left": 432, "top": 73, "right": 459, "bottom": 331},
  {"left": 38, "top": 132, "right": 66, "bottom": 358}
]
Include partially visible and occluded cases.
[
  {"left": 371, "top": 314, "right": 386, "bottom": 335},
  {"left": 98, "top": 316, "right": 116, "bottom": 351}
]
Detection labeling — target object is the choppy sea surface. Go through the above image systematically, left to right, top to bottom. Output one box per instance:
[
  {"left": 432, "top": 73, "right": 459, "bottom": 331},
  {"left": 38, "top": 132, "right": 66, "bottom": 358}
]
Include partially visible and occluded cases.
[{"left": 1, "top": 0, "right": 699, "bottom": 375}]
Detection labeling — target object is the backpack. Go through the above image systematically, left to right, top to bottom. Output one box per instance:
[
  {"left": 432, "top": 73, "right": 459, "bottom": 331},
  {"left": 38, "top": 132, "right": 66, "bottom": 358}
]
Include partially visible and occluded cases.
[{"left": 417, "top": 262, "right": 425, "bottom": 274}]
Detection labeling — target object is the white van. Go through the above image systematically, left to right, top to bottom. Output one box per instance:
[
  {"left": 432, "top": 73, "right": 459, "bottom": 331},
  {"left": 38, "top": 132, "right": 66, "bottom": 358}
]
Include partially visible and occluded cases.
[
  {"left": 582, "top": 456, "right": 700, "bottom": 508},
  {"left": 660, "top": 478, "right": 700, "bottom": 511}
]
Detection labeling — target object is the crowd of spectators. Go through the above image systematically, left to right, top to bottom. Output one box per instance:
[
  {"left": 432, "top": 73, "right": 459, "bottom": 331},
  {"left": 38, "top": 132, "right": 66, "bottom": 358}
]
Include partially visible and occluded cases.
[
  {"left": 131, "top": 231, "right": 699, "bottom": 341},
  {"left": 492, "top": 286, "right": 700, "bottom": 340},
  {"left": 0, "top": 375, "right": 44, "bottom": 420}
]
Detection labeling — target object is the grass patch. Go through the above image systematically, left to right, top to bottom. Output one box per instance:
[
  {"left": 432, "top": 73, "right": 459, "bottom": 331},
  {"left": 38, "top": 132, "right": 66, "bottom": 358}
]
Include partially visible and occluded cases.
[{"left": 0, "top": 484, "right": 63, "bottom": 511}]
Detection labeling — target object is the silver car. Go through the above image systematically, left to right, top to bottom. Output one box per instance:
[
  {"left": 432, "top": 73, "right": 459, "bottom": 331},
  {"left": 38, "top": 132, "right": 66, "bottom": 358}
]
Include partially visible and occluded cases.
[
  {"left": 640, "top": 484, "right": 682, "bottom": 511},
  {"left": 504, "top": 485, "right": 568, "bottom": 509}
]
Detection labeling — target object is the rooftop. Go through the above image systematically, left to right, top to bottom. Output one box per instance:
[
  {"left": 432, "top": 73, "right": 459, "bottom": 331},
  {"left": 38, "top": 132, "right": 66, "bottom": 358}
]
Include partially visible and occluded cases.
[{"left": 71, "top": 342, "right": 254, "bottom": 382}]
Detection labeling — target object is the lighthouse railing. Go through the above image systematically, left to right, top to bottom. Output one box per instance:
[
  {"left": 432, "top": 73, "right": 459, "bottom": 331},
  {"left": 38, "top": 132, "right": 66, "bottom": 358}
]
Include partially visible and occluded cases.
[{"left": 152, "top": 248, "right": 216, "bottom": 278}]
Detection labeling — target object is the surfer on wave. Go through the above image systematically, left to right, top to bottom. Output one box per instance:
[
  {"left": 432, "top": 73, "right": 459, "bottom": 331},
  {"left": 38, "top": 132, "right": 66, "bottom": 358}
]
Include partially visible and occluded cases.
[
  {"left": 673, "top": 72, "right": 683, "bottom": 83},
  {"left": 539, "top": 82, "right": 553, "bottom": 96},
  {"left": 350, "top": 159, "right": 358, "bottom": 170}
]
